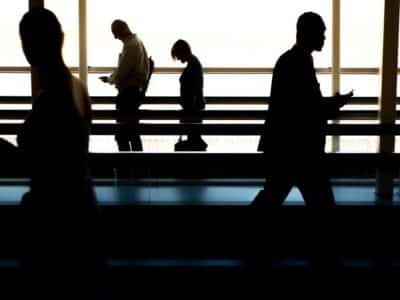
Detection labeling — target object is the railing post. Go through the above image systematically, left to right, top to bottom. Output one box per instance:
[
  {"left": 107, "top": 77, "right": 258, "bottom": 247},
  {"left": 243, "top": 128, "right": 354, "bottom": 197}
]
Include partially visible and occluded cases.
[
  {"left": 79, "top": 0, "right": 88, "bottom": 85},
  {"left": 331, "top": 0, "right": 341, "bottom": 153},
  {"left": 376, "top": 0, "right": 400, "bottom": 203}
]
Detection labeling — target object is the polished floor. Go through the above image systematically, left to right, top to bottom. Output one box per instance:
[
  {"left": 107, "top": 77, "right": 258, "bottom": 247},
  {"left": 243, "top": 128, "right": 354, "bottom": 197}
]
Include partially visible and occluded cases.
[
  {"left": 0, "top": 177, "right": 398, "bottom": 205},
  {"left": 0, "top": 177, "right": 397, "bottom": 299}
]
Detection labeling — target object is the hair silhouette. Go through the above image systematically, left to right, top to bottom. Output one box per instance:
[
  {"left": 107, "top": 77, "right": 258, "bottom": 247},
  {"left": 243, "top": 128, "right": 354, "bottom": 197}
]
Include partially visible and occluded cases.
[{"left": 171, "top": 39, "right": 192, "bottom": 60}]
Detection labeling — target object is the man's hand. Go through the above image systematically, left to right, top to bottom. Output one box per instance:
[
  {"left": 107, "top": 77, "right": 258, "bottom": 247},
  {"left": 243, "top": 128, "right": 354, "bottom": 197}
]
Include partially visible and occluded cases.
[
  {"left": 99, "top": 76, "right": 109, "bottom": 83},
  {"left": 334, "top": 90, "right": 354, "bottom": 108}
]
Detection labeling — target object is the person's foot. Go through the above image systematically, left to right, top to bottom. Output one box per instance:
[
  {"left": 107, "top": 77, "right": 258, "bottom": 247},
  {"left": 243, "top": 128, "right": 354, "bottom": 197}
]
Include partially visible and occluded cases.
[
  {"left": 194, "top": 138, "right": 208, "bottom": 150},
  {"left": 174, "top": 139, "right": 207, "bottom": 151},
  {"left": 174, "top": 139, "right": 189, "bottom": 151},
  {"left": 130, "top": 140, "right": 143, "bottom": 152},
  {"left": 117, "top": 144, "right": 131, "bottom": 152},
  {"left": 251, "top": 189, "right": 266, "bottom": 206}
]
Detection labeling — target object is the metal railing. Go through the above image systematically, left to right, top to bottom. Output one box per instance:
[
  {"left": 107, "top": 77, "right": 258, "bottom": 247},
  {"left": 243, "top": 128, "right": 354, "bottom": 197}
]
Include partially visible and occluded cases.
[{"left": 0, "top": 66, "right": 396, "bottom": 75}]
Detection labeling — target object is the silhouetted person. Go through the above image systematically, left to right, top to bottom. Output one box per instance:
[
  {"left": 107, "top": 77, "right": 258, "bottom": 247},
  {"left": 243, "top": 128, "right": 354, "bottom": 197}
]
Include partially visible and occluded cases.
[
  {"left": 19, "top": 8, "right": 101, "bottom": 298},
  {"left": 252, "top": 12, "right": 353, "bottom": 207},
  {"left": 100, "top": 19, "right": 150, "bottom": 151},
  {"left": 171, "top": 39, "right": 207, "bottom": 151}
]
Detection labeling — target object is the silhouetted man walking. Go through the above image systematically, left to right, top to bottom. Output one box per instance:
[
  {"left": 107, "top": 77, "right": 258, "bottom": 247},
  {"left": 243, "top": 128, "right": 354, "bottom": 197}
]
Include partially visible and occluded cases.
[{"left": 253, "top": 12, "right": 353, "bottom": 207}]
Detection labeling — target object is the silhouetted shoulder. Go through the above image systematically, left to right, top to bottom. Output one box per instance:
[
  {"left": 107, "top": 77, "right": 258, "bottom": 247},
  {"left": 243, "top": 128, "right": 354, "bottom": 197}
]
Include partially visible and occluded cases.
[
  {"left": 125, "top": 34, "right": 142, "bottom": 50},
  {"left": 274, "top": 46, "right": 309, "bottom": 71}
]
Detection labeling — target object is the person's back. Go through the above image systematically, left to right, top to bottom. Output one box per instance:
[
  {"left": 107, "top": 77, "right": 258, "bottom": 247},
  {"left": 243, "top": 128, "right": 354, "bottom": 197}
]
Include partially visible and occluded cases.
[
  {"left": 114, "top": 33, "right": 149, "bottom": 91},
  {"left": 17, "top": 69, "right": 100, "bottom": 295},
  {"left": 18, "top": 76, "right": 95, "bottom": 211}
]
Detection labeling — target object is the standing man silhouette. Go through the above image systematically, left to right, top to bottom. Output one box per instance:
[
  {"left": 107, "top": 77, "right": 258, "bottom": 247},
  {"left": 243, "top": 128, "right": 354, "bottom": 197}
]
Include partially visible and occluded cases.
[
  {"left": 252, "top": 12, "right": 353, "bottom": 207},
  {"left": 100, "top": 19, "right": 150, "bottom": 151}
]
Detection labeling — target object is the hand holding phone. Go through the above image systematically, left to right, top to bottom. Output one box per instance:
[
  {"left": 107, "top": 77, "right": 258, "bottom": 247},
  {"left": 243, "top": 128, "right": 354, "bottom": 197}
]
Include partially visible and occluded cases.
[
  {"left": 99, "top": 76, "right": 108, "bottom": 83},
  {"left": 335, "top": 89, "right": 354, "bottom": 107},
  {"left": 345, "top": 89, "right": 354, "bottom": 97}
]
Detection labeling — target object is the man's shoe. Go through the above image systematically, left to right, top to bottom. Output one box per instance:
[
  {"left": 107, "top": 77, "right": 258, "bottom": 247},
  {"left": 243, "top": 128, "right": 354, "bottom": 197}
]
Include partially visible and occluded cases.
[
  {"left": 174, "top": 139, "right": 207, "bottom": 151},
  {"left": 174, "top": 139, "right": 189, "bottom": 151}
]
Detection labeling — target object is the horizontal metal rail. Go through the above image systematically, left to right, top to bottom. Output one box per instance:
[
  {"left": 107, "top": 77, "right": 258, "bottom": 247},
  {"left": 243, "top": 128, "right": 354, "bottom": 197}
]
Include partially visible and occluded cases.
[
  {"left": 0, "top": 66, "right": 398, "bottom": 75},
  {"left": 0, "top": 96, "right": 394, "bottom": 105},
  {"left": 0, "top": 109, "right": 387, "bottom": 121},
  {"left": 0, "top": 123, "right": 398, "bottom": 135},
  {"left": 1, "top": 152, "right": 400, "bottom": 178},
  {"left": 87, "top": 152, "right": 400, "bottom": 169},
  {"left": 87, "top": 153, "right": 400, "bottom": 178}
]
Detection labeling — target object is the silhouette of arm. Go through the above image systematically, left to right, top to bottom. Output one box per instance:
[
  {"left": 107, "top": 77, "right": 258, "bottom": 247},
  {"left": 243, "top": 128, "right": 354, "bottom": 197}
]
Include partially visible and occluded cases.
[{"left": 322, "top": 91, "right": 353, "bottom": 119}]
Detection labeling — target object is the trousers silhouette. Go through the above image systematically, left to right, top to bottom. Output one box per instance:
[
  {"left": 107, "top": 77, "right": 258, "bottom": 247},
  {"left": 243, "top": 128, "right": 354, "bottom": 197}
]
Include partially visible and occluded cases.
[{"left": 116, "top": 86, "right": 143, "bottom": 151}]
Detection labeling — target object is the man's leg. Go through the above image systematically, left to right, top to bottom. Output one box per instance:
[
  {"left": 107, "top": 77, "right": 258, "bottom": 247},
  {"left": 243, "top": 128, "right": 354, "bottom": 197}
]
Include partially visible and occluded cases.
[
  {"left": 128, "top": 88, "right": 143, "bottom": 151},
  {"left": 115, "top": 91, "right": 131, "bottom": 151},
  {"left": 129, "top": 112, "right": 143, "bottom": 151},
  {"left": 186, "top": 113, "right": 207, "bottom": 150},
  {"left": 116, "top": 129, "right": 131, "bottom": 151},
  {"left": 297, "top": 169, "right": 335, "bottom": 268},
  {"left": 297, "top": 171, "right": 335, "bottom": 208},
  {"left": 251, "top": 174, "right": 293, "bottom": 207}
]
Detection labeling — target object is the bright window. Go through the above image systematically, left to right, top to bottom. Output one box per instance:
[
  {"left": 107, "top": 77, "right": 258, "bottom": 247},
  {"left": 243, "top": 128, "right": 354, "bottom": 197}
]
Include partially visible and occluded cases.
[
  {"left": 45, "top": 0, "right": 79, "bottom": 67},
  {"left": 86, "top": 0, "right": 331, "bottom": 96},
  {"left": 87, "top": 0, "right": 331, "bottom": 68},
  {"left": 341, "top": 0, "right": 384, "bottom": 68},
  {"left": 0, "top": 1, "right": 28, "bottom": 66}
]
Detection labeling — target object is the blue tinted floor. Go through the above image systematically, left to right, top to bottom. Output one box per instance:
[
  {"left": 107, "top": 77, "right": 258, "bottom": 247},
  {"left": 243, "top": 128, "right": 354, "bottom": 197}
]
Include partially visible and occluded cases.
[{"left": 0, "top": 178, "right": 399, "bottom": 205}]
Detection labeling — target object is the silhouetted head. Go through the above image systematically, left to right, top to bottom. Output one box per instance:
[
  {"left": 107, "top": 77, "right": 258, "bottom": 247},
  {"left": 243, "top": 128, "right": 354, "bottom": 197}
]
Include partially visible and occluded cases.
[
  {"left": 19, "top": 8, "right": 64, "bottom": 67},
  {"left": 296, "top": 12, "right": 326, "bottom": 52},
  {"left": 111, "top": 20, "right": 132, "bottom": 41},
  {"left": 171, "top": 39, "right": 192, "bottom": 63}
]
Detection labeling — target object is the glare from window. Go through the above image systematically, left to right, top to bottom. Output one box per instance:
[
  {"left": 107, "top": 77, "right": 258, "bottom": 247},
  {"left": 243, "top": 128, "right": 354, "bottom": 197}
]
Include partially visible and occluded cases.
[
  {"left": 86, "top": 0, "right": 331, "bottom": 68},
  {"left": 341, "top": 0, "right": 383, "bottom": 68},
  {"left": 0, "top": 1, "right": 396, "bottom": 153},
  {"left": 0, "top": 1, "right": 28, "bottom": 66}
]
